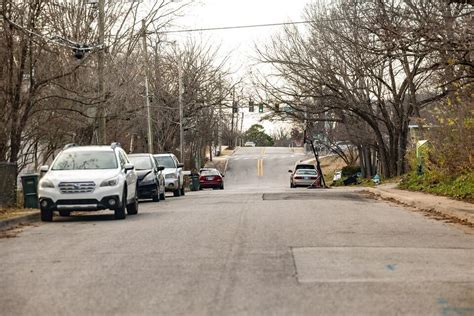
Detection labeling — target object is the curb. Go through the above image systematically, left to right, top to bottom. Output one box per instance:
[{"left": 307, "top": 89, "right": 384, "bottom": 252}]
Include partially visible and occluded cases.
[
  {"left": 366, "top": 187, "right": 474, "bottom": 226},
  {"left": 0, "top": 211, "right": 40, "bottom": 231}
]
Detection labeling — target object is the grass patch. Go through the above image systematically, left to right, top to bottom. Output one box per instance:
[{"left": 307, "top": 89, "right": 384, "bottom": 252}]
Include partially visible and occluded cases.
[{"left": 399, "top": 171, "right": 474, "bottom": 203}]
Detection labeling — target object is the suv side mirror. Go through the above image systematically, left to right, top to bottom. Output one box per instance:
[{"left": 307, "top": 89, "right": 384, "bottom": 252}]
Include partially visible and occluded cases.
[
  {"left": 124, "top": 163, "right": 134, "bottom": 172},
  {"left": 177, "top": 163, "right": 184, "bottom": 168},
  {"left": 40, "top": 165, "right": 49, "bottom": 173},
  {"left": 157, "top": 166, "right": 165, "bottom": 171},
  {"left": 288, "top": 170, "right": 293, "bottom": 173}
]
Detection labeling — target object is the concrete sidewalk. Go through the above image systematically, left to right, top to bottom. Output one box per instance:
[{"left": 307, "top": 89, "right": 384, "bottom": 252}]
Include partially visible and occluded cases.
[{"left": 366, "top": 183, "right": 474, "bottom": 226}]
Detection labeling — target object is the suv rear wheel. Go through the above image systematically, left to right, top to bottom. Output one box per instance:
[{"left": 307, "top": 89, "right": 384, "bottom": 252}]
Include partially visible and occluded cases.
[
  {"left": 152, "top": 185, "right": 160, "bottom": 202},
  {"left": 114, "top": 190, "right": 127, "bottom": 220},
  {"left": 127, "top": 193, "right": 138, "bottom": 215}
]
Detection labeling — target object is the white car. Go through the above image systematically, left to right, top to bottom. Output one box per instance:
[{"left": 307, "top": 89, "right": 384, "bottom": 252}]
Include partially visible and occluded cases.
[
  {"left": 244, "top": 141, "right": 256, "bottom": 147},
  {"left": 38, "top": 143, "right": 138, "bottom": 221},
  {"left": 153, "top": 153, "right": 185, "bottom": 197}
]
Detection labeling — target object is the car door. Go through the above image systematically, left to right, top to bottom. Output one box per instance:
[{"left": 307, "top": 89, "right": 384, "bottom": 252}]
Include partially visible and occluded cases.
[
  {"left": 120, "top": 150, "right": 137, "bottom": 200},
  {"left": 174, "top": 155, "right": 183, "bottom": 186}
]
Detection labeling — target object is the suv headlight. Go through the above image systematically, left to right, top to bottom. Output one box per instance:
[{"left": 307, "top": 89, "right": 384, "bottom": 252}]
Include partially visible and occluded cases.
[
  {"left": 165, "top": 173, "right": 177, "bottom": 179},
  {"left": 100, "top": 177, "right": 119, "bottom": 187},
  {"left": 39, "top": 179, "right": 54, "bottom": 188}
]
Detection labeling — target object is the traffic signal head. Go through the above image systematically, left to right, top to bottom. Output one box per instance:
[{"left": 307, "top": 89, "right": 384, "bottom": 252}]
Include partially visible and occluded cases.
[
  {"left": 73, "top": 44, "right": 84, "bottom": 59},
  {"left": 249, "top": 100, "right": 254, "bottom": 112},
  {"left": 232, "top": 101, "right": 238, "bottom": 113},
  {"left": 258, "top": 103, "right": 264, "bottom": 113}
]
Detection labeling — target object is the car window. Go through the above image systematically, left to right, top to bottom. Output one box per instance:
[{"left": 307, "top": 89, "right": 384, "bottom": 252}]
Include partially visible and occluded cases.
[
  {"left": 52, "top": 151, "right": 118, "bottom": 170},
  {"left": 118, "top": 151, "right": 127, "bottom": 168},
  {"left": 129, "top": 156, "right": 153, "bottom": 170},
  {"left": 154, "top": 156, "right": 176, "bottom": 168},
  {"left": 295, "top": 164, "right": 316, "bottom": 170},
  {"left": 295, "top": 169, "right": 317, "bottom": 175},
  {"left": 201, "top": 170, "right": 220, "bottom": 176}
]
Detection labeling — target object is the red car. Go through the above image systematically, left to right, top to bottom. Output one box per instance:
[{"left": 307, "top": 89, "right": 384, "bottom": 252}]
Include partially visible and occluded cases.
[{"left": 199, "top": 169, "right": 224, "bottom": 190}]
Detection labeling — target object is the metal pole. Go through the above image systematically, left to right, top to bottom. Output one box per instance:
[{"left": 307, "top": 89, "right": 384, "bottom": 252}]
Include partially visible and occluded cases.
[
  {"left": 97, "top": 0, "right": 106, "bottom": 144},
  {"left": 142, "top": 20, "right": 153, "bottom": 153},
  {"left": 178, "top": 52, "right": 184, "bottom": 163},
  {"left": 231, "top": 88, "right": 235, "bottom": 148},
  {"left": 240, "top": 112, "right": 244, "bottom": 146}
]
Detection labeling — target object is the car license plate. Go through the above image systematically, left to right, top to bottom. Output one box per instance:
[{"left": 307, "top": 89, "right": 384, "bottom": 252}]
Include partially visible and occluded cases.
[
  {"left": 206, "top": 177, "right": 213, "bottom": 180},
  {"left": 304, "top": 177, "right": 309, "bottom": 180}
]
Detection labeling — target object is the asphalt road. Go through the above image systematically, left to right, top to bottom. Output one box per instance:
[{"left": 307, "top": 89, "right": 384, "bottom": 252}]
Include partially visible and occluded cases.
[{"left": 1, "top": 147, "right": 473, "bottom": 315}]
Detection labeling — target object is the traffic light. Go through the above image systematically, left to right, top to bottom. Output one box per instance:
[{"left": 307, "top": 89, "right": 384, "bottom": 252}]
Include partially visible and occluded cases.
[
  {"left": 73, "top": 44, "right": 90, "bottom": 59},
  {"left": 249, "top": 100, "right": 254, "bottom": 112},
  {"left": 232, "top": 101, "right": 238, "bottom": 113},
  {"left": 258, "top": 103, "right": 264, "bottom": 113},
  {"left": 275, "top": 103, "right": 280, "bottom": 112}
]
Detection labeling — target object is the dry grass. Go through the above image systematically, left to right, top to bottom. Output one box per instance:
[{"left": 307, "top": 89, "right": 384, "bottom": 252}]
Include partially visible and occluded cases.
[{"left": 0, "top": 207, "right": 37, "bottom": 220}]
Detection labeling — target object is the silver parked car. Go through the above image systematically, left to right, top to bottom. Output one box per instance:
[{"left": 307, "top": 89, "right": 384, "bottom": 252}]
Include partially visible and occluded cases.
[
  {"left": 153, "top": 153, "right": 185, "bottom": 197},
  {"left": 289, "top": 163, "right": 318, "bottom": 188}
]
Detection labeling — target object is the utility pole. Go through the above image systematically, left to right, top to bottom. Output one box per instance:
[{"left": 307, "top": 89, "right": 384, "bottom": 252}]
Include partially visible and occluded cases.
[
  {"left": 97, "top": 0, "right": 106, "bottom": 144},
  {"left": 142, "top": 19, "right": 153, "bottom": 153},
  {"left": 178, "top": 52, "right": 184, "bottom": 163},
  {"left": 217, "top": 77, "right": 222, "bottom": 155},
  {"left": 230, "top": 87, "right": 235, "bottom": 148},
  {"left": 235, "top": 100, "right": 239, "bottom": 148},
  {"left": 240, "top": 112, "right": 244, "bottom": 146}
]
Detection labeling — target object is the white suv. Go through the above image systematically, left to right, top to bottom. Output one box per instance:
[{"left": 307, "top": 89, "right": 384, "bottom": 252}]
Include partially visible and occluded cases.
[
  {"left": 38, "top": 143, "right": 138, "bottom": 221},
  {"left": 153, "top": 153, "right": 185, "bottom": 197}
]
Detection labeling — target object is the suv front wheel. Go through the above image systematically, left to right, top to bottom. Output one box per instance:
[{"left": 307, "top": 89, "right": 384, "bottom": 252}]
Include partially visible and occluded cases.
[{"left": 40, "top": 207, "right": 53, "bottom": 222}]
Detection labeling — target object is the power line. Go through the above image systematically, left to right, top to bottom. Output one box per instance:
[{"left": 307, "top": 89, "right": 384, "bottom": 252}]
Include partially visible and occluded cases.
[{"left": 150, "top": 20, "right": 322, "bottom": 34}]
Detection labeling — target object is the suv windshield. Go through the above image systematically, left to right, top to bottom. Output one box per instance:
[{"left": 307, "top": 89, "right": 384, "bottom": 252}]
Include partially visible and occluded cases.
[
  {"left": 52, "top": 151, "right": 117, "bottom": 170},
  {"left": 129, "top": 156, "right": 152, "bottom": 170},
  {"left": 154, "top": 156, "right": 176, "bottom": 168}
]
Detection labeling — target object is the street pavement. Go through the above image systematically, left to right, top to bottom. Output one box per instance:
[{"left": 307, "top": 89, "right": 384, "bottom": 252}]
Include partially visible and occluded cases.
[{"left": 1, "top": 147, "right": 473, "bottom": 315}]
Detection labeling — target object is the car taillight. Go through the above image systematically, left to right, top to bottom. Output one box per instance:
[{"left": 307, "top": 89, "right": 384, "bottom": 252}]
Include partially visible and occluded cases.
[
  {"left": 199, "top": 176, "right": 205, "bottom": 181},
  {"left": 216, "top": 176, "right": 222, "bottom": 182},
  {"left": 295, "top": 176, "right": 303, "bottom": 179}
]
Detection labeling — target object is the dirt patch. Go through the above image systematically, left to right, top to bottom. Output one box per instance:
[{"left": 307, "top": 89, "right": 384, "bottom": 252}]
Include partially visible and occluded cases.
[
  {"left": 361, "top": 190, "right": 474, "bottom": 231},
  {"left": 0, "top": 207, "right": 37, "bottom": 220},
  {"left": 0, "top": 222, "right": 38, "bottom": 239}
]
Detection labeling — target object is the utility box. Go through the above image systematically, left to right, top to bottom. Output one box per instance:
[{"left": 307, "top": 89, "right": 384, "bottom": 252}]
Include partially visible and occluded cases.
[
  {"left": 21, "top": 174, "right": 39, "bottom": 209},
  {"left": 190, "top": 174, "right": 200, "bottom": 191}
]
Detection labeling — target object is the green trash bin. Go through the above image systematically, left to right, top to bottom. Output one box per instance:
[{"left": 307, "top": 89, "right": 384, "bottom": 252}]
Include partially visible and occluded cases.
[
  {"left": 21, "top": 174, "right": 39, "bottom": 208},
  {"left": 190, "top": 174, "right": 200, "bottom": 191}
]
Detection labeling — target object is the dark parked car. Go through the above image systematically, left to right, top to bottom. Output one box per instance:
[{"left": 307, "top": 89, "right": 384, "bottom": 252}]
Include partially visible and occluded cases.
[
  {"left": 128, "top": 154, "right": 165, "bottom": 201},
  {"left": 199, "top": 168, "right": 224, "bottom": 190}
]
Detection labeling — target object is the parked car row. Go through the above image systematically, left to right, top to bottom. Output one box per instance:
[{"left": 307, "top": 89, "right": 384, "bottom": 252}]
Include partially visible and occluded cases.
[{"left": 37, "top": 143, "right": 186, "bottom": 222}]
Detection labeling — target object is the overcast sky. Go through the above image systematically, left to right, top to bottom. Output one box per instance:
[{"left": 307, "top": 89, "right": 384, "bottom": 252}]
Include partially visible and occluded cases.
[
  {"left": 168, "top": 0, "right": 310, "bottom": 134},
  {"left": 170, "top": 0, "right": 310, "bottom": 76}
]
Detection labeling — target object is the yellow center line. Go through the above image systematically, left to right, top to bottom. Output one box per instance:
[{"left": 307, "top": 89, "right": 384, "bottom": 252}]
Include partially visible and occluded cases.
[{"left": 257, "top": 159, "right": 264, "bottom": 177}]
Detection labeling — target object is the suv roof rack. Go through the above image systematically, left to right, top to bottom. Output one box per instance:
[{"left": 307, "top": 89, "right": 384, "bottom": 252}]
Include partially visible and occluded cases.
[
  {"left": 110, "top": 142, "right": 121, "bottom": 149},
  {"left": 63, "top": 143, "right": 79, "bottom": 150}
]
